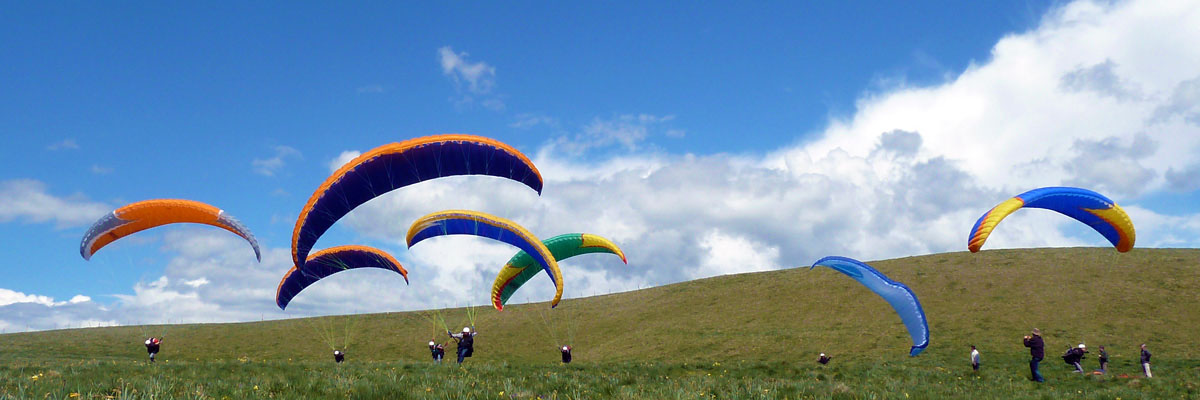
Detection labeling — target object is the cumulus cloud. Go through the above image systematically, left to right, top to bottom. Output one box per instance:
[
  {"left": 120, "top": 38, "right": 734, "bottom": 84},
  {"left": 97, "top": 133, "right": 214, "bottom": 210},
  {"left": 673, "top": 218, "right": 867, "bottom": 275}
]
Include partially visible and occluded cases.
[
  {"left": 438, "top": 46, "right": 503, "bottom": 109},
  {"left": 1059, "top": 59, "right": 1142, "bottom": 100},
  {"left": 1062, "top": 133, "right": 1158, "bottom": 196},
  {"left": 252, "top": 146, "right": 302, "bottom": 177},
  {"left": 1165, "top": 163, "right": 1200, "bottom": 192},
  {"left": 0, "top": 179, "right": 110, "bottom": 227}
]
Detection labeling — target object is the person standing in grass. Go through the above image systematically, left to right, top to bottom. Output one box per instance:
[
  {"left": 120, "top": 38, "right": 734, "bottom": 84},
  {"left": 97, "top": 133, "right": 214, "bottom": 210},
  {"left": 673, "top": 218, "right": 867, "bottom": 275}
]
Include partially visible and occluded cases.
[
  {"left": 447, "top": 326, "right": 478, "bottom": 364},
  {"left": 1023, "top": 328, "right": 1045, "bottom": 382},
  {"left": 144, "top": 337, "right": 161, "bottom": 363},
  {"left": 429, "top": 340, "right": 445, "bottom": 364},
  {"left": 1140, "top": 343, "right": 1152, "bottom": 378},
  {"left": 560, "top": 345, "right": 573, "bottom": 364},
  {"left": 970, "top": 345, "right": 980, "bottom": 372},
  {"left": 1096, "top": 345, "right": 1108, "bottom": 373},
  {"left": 333, "top": 350, "right": 345, "bottom": 363},
  {"left": 818, "top": 353, "right": 832, "bottom": 365}
]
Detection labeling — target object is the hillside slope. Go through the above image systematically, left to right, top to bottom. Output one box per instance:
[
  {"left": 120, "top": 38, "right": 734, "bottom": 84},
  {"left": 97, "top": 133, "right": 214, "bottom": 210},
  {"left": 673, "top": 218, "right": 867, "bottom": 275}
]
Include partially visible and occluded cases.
[{"left": 3, "top": 248, "right": 1197, "bottom": 365}]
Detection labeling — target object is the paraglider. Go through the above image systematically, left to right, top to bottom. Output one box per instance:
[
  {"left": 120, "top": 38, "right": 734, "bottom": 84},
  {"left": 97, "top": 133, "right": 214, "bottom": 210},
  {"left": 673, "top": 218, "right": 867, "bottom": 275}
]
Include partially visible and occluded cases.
[
  {"left": 291, "top": 134, "right": 543, "bottom": 268},
  {"left": 968, "top": 187, "right": 1135, "bottom": 253},
  {"left": 80, "top": 199, "right": 261, "bottom": 261},
  {"left": 407, "top": 210, "right": 564, "bottom": 307},
  {"left": 491, "top": 233, "right": 626, "bottom": 310},
  {"left": 275, "top": 245, "right": 410, "bottom": 310},
  {"left": 810, "top": 256, "right": 929, "bottom": 356},
  {"left": 447, "top": 326, "right": 478, "bottom": 364},
  {"left": 144, "top": 337, "right": 161, "bottom": 363}
]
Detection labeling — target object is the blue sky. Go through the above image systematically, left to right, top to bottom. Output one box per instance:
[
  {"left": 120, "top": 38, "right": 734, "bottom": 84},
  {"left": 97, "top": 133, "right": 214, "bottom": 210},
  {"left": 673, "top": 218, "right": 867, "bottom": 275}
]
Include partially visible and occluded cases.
[{"left": 3, "top": 0, "right": 1199, "bottom": 330}]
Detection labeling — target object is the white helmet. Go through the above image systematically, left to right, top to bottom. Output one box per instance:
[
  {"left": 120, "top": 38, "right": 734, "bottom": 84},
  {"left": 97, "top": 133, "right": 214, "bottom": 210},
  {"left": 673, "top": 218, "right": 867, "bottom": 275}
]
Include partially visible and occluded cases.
[
  {"left": 463, "top": 327, "right": 471, "bottom": 333},
  {"left": 145, "top": 339, "right": 152, "bottom": 345},
  {"left": 429, "top": 341, "right": 436, "bottom": 346},
  {"left": 1078, "top": 344, "right": 1086, "bottom": 349},
  {"left": 562, "top": 346, "right": 569, "bottom": 351},
  {"left": 334, "top": 350, "right": 340, "bottom": 355},
  {"left": 820, "top": 353, "right": 825, "bottom": 357}
]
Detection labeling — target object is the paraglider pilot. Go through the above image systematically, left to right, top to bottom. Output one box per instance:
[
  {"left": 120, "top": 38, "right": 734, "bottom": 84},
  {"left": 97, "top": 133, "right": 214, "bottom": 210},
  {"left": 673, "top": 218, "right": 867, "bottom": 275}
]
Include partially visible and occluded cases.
[
  {"left": 447, "top": 326, "right": 478, "bottom": 364},
  {"left": 1023, "top": 328, "right": 1045, "bottom": 382},
  {"left": 144, "top": 337, "right": 161, "bottom": 363},
  {"left": 429, "top": 340, "right": 445, "bottom": 363},
  {"left": 1062, "top": 344, "right": 1087, "bottom": 373},
  {"left": 560, "top": 345, "right": 573, "bottom": 364},
  {"left": 334, "top": 350, "right": 345, "bottom": 363},
  {"left": 818, "top": 353, "right": 831, "bottom": 365}
]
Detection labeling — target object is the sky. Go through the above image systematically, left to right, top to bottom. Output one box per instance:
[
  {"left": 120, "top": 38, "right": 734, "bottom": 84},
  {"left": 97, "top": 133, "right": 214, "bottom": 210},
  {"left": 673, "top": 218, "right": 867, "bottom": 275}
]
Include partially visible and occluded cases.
[{"left": 2, "top": 0, "right": 1199, "bottom": 332}]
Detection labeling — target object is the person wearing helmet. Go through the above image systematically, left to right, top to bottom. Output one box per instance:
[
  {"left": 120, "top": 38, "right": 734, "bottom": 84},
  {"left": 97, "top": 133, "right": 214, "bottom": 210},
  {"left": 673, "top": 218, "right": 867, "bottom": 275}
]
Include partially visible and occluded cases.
[
  {"left": 447, "top": 326, "right": 478, "bottom": 364},
  {"left": 144, "top": 337, "right": 161, "bottom": 363},
  {"left": 429, "top": 340, "right": 445, "bottom": 363},
  {"left": 1062, "top": 344, "right": 1087, "bottom": 373},
  {"left": 560, "top": 345, "right": 572, "bottom": 364},
  {"left": 333, "top": 350, "right": 345, "bottom": 363},
  {"left": 818, "top": 353, "right": 831, "bottom": 365}
]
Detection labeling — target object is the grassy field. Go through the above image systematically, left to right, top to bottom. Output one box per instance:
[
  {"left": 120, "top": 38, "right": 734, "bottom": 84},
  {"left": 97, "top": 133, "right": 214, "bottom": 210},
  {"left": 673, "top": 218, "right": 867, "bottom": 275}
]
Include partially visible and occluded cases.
[{"left": 2, "top": 247, "right": 1198, "bottom": 399}]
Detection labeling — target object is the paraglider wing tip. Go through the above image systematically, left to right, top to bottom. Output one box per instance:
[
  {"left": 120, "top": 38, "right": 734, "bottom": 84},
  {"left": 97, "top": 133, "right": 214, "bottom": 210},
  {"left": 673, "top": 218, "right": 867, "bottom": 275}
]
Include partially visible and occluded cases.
[{"left": 909, "top": 345, "right": 927, "bottom": 357}]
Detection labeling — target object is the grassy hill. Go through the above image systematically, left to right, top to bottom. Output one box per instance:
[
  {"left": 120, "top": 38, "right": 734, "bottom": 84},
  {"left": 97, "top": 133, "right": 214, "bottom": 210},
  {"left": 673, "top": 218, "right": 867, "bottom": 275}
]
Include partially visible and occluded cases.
[{"left": 2, "top": 247, "right": 1199, "bottom": 399}]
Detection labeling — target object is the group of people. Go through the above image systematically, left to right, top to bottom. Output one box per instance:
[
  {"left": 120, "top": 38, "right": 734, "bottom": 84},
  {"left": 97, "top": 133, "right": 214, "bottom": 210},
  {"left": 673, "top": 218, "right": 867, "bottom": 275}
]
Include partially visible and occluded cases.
[
  {"left": 141, "top": 326, "right": 1160, "bottom": 378},
  {"left": 1015, "top": 328, "right": 1151, "bottom": 382}
]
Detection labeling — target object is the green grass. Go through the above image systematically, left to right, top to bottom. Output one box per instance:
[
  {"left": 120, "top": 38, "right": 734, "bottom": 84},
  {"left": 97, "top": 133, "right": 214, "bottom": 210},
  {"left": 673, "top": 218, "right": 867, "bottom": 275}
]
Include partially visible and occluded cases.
[{"left": 2, "top": 247, "right": 1199, "bottom": 399}]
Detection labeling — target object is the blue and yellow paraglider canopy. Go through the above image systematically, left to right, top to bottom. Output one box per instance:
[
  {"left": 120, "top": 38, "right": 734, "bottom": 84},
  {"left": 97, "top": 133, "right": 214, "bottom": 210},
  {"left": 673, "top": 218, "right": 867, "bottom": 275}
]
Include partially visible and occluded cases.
[{"left": 968, "top": 186, "right": 1135, "bottom": 253}]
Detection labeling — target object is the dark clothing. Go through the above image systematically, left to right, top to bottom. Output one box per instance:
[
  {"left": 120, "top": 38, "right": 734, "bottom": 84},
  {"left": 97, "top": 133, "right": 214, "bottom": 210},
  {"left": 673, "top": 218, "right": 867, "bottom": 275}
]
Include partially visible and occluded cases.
[
  {"left": 448, "top": 331, "right": 478, "bottom": 364},
  {"left": 1024, "top": 335, "right": 1045, "bottom": 381},
  {"left": 1023, "top": 336, "right": 1044, "bottom": 359},
  {"left": 145, "top": 341, "right": 160, "bottom": 363},
  {"left": 430, "top": 345, "right": 445, "bottom": 362},
  {"left": 1062, "top": 348, "right": 1085, "bottom": 364},
  {"left": 561, "top": 349, "right": 572, "bottom": 364},
  {"left": 1140, "top": 349, "right": 1151, "bottom": 364},
  {"left": 1098, "top": 350, "right": 1108, "bottom": 364},
  {"left": 334, "top": 353, "right": 345, "bottom": 363},
  {"left": 818, "top": 356, "right": 831, "bottom": 365},
  {"left": 1029, "top": 357, "right": 1044, "bottom": 382}
]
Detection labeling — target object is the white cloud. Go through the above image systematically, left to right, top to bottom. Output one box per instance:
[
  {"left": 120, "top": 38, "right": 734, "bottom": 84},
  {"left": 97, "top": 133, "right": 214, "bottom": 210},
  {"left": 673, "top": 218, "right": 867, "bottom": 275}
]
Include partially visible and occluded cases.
[
  {"left": 438, "top": 46, "right": 503, "bottom": 109},
  {"left": 438, "top": 46, "right": 496, "bottom": 95},
  {"left": 511, "top": 113, "right": 559, "bottom": 129},
  {"left": 552, "top": 114, "right": 679, "bottom": 154},
  {"left": 47, "top": 138, "right": 79, "bottom": 151},
  {"left": 252, "top": 146, "right": 302, "bottom": 177},
  {"left": 329, "top": 150, "right": 362, "bottom": 173},
  {"left": 90, "top": 165, "right": 113, "bottom": 174},
  {"left": 0, "top": 179, "right": 110, "bottom": 228},
  {"left": 182, "top": 278, "right": 210, "bottom": 288},
  {"left": 0, "top": 288, "right": 93, "bottom": 309}
]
